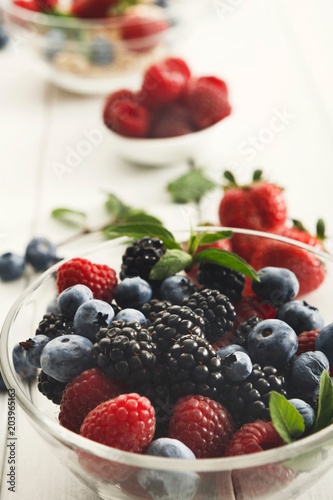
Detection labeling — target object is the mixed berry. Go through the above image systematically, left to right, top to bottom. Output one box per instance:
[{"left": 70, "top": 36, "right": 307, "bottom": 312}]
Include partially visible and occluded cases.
[{"left": 9, "top": 223, "right": 333, "bottom": 498}]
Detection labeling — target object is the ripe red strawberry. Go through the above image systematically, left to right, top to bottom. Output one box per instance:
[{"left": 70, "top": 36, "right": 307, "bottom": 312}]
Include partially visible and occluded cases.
[
  {"left": 13, "top": 0, "right": 39, "bottom": 11},
  {"left": 71, "top": 0, "right": 117, "bottom": 18},
  {"left": 120, "top": 14, "right": 169, "bottom": 52},
  {"left": 140, "top": 58, "right": 191, "bottom": 108},
  {"left": 185, "top": 76, "right": 231, "bottom": 130},
  {"left": 103, "top": 89, "right": 150, "bottom": 138},
  {"left": 149, "top": 103, "right": 195, "bottom": 138},
  {"left": 219, "top": 170, "right": 287, "bottom": 233},
  {"left": 278, "top": 219, "right": 326, "bottom": 252},
  {"left": 57, "top": 257, "right": 117, "bottom": 303},
  {"left": 233, "top": 295, "right": 276, "bottom": 329},
  {"left": 296, "top": 329, "right": 320, "bottom": 355},
  {"left": 59, "top": 368, "right": 124, "bottom": 433},
  {"left": 80, "top": 393, "right": 155, "bottom": 452},
  {"left": 168, "top": 394, "right": 235, "bottom": 458},
  {"left": 224, "top": 420, "right": 284, "bottom": 456}
]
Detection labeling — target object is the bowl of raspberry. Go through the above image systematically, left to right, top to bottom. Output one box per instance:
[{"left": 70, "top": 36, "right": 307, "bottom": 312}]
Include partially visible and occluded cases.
[
  {"left": 1, "top": 0, "right": 208, "bottom": 94},
  {"left": 103, "top": 57, "right": 232, "bottom": 165},
  {"left": 2, "top": 227, "right": 333, "bottom": 500}
]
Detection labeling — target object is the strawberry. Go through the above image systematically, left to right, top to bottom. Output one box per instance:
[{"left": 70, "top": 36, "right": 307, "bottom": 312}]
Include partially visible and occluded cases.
[
  {"left": 13, "top": 0, "right": 39, "bottom": 11},
  {"left": 71, "top": 0, "right": 117, "bottom": 18},
  {"left": 120, "top": 14, "right": 169, "bottom": 52},
  {"left": 184, "top": 76, "right": 231, "bottom": 130},
  {"left": 103, "top": 89, "right": 150, "bottom": 138},
  {"left": 149, "top": 103, "right": 195, "bottom": 138},
  {"left": 278, "top": 219, "right": 326, "bottom": 252}
]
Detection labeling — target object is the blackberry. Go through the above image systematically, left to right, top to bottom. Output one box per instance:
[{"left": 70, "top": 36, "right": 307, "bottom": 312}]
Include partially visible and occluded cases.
[
  {"left": 120, "top": 236, "right": 167, "bottom": 282},
  {"left": 196, "top": 263, "right": 245, "bottom": 302},
  {"left": 182, "top": 288, "right": 235, "bottom": 343},
  {"left": 140, "top": 299, "right": 172, "bottom": 326},
  {"left": 149, "top": 305, "right": 205, "bottom": 356},
  {"left": 35, "top": 312, "right": 74, "bottom": 339},
  {"left": 233, "top": 316, "right": 262, "bottom": 348},
  {"left": 92, "top": 320, "right": 157, "bottom": 385},
  {"left": 166, "top": 334, "right": 224, "bottom": 401},
  {"left": 220, "top": 363, "right": 287, "bottom": 427},
  {"left": 37, "top": 371, "right": 67, "bottom": 405}
]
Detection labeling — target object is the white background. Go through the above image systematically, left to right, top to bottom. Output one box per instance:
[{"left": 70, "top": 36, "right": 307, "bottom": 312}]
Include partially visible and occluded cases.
[{"left": 1, "top": 0, "right": 333, "bottom": 498}]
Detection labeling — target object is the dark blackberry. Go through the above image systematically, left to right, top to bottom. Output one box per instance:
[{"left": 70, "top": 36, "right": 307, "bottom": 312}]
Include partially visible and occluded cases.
[
  {"left": 120, "top": 236, "right": 167, "bottom": 282},
  {"left": 196, "top": 263, "right": 245, "bottom": 302},
  {"left": 182, "top": 288, "right": 236, "bottom": 343},
  {"left": 140, "top": 299, "right": 172, "bottom": 326},
  {"left": 149, "top": 305, "right": 206, "bottom": 356},
  {"left": 35, "top": 312, "right": 74, "bottom": 339},
  {"left": 233, "top": 316, "right": 262, "bottom": 348},
  {"left": 92, "top": 320, "right": 157, "bottom": 385},
  {"left": 166, "top": 334, "right": 224, "bottom": 401},
  {"left": 220, "top": 363, "right": 287, "bottom": 427},
  {"left": 37, "top": 371, "right": 67, "bottom": 405}
]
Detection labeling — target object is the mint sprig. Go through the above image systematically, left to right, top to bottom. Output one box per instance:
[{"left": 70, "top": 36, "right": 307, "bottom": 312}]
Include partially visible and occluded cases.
[
  {"left": 167, "top": 169, "right": 216, "bottom": 204},
  {"left": 51, "top": 208, "right": 87, "bottom": 228},
  {"left": 103, "top": 223, "right": 181, "bottom": 250},
  {"left": 186, "top": 230, "right": 232, "bottom": 256},
  {"left": 192, "top": 248, "right": 259, "bottom": 281},
  {"left": 150, "top": 250, "right": 192, "bottom": 280},
  {"left": 313, "top": 370, "right": 333, "bottom": 433},
  {"left": 269, "top": 392, "right": 305, "bottom": 444}
]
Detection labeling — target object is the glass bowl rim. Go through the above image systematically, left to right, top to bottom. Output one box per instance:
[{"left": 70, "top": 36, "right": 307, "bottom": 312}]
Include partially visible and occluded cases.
[{"left": 1, "top": 226, "right": 333, "bottom": 473}]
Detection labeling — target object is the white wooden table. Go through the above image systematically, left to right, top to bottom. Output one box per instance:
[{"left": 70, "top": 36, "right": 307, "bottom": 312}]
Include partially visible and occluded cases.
[{"left": 1, "top": 1, "right": 333, "bottom": 498}]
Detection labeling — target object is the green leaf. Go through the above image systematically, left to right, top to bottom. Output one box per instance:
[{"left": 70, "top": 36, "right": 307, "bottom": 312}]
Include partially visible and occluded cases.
[
  {"left": 167, "top": 169, "right": 216, "bottom": 204},
  {"left": 252, "top": 169, "right": 263, "bottom": 182},
  {"left": 223, "top": 170, "right": 237, "bottom": 186},
  {"left": 104, "top": 193, "right": 132, "bottom": 221},
  {"left": 51, "top": 208, "right": 87, "bottom": 228},
  {"left": 121, "top": 210, "right": 163, "bottom": 226},
  {"left": 316, "top": 218, "right": 326, "bottom": 240},
  {"left": 103, "top": 223, "right": 180, "bottom": 250},
  {"left": 196, "top": 230, "right": 233, "bottom": 246},
  {"left": 192, "top": 248, "right": 259, "bottom": 281},
  {"left": 149, "top": 250, "right": 192, "bottom": 280},
  {"left": 313, "top": 370, "right": 333, "bottom": 433},
  {"left": 269, "top": 391, "right": 305, "bottom": 444}
]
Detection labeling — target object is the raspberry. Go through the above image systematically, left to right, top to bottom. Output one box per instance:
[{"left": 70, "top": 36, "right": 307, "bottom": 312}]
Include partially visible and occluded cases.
[
  {"left": 71, "top": 0, "right": 117, "bottom": 18},
  {"left": 120, "top": 15, "right": 169, "bottom": 52},
  {"left": 140, "top": 58, "right": 191, "bottom": 108},
  {"left": 185, "top": 76, "right": 231, "bottom": 130},
  {"left": 103, "top": 90, "right": 150, "bottom": 138},
  {"left": 149, "top": 103, "right": 195, "bottom": 138},
  {"left": 57, "top": 257, "right": 117, "bottom": 303},
  {"left": 233, "top": 295, "right": 276, "bottom": 329},
  {"left": 296, "top": 329, "right": 320, "bottom": 355},
  {"left": 59, "top": 368, "right": 124, "bottom": 433},
  {"left": 80, "top": 393, "right": 155, "bottom": 452},
  {"left": 168, "top": 394, "right": 235, "bottom": 458},
  {"left": 224, "top": 420, "right": 284, "bottom": 456}
]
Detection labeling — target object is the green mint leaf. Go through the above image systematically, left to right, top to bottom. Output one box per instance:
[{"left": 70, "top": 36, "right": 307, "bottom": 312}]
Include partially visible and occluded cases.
[
  {"left": 167, "top": 169, "right": 216, "bottom": 204},
  {"left": 252, "top": 169, "right": 263, "bottom": 182},
  {"left": 223, "top": 170, "right": 237, "bottom": 186},
  {"left": 104, "top": 193, "right": 132, "bottom": 221},
  {"left": 51, "top": 208, "right": 87, "bottom": 228},
  {"left": 121, "top": 210, "right": 163, "bottom": 226},
  {"left": 103, "top": 223, "right": 180, "bottom": 250},
  {"left": 186, "top": 228, "right": 199, "bottom": 256},
  {"left": 196, "top": 230, "right": 233, "bottom": 246},
  {"left": 192, "top": 248, "right": 259, "bottom": 281},
  {"left": 149, "top": 250, "right": 192, "bottom": 280},
  {"left": 313, "top": 370, "right": 333, "bottom": 433},
  {"left": 269, "top": 391, "right": 305, "bottom": 444}
]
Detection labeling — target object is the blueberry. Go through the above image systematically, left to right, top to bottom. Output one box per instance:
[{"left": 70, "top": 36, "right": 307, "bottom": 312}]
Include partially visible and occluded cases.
[
  {"left": 155, "top": 0, "right": 169, "bottom": 7},
  {"left": 0, "top": 24, "right": 9, "bottom": 49},
  {"left": 44, "top": 28, "right": 66, "bottom": 60},
  {"left": 90, "top": 36, "right": 114, "bottom": 66},
  {"left": 25, "top": 237, "right": 58, "bottom": 271},
  {"left": 0, "top": 252, "right": 25, "bottom": 281},
  {"left": 251, "top": 267, "right": 299, "bottom": 307},
  {"left": 160, "top": 275, "right": 197, "bottom": 305},
  {"left": 114, "top": 277, "right": 153, "bottom": 310},
  {"left": 58, "top": 284, "right": 93, "bottom": 319},
  {"left": 47, "top": 297, "right": 61, "bottom": 314},
  {"left": 73, "top": 299, "right": 114, "bottom": 341},
  {"left": 276, "top": 300, "right": 324, "bottom": 335},
  {"left": 114, "top": 308, "right": 148, "bottom": 326},
  {"left": 247, "top": 319, "right": 298, "bottom": 368},
  {"left": 315, "top": 322, "right": 333, "bottom": 365},
  {"left": 40, "top": 334, "right": 95, "bottom": 383},
  {"left": 20, "top": 335, "right": 50, "bottom": 368},
  {"left": 12, "top": 344, "right": 37, "bottom": 380},
  {"left": 216, "top": 344, "right": 247, "bottom": 362},
  {"left": 222, "top": 351, "right": 253, "bottom": 382},
  {"left": 289, "top": 351, "right": 329, "bottom": 401},
  {"left": 0, "top": 371, "right": 7, "bottom": 390},
  {"left": 288, "top": 398, "right": 316, "bottom": 433},
  {"left": 137, "top": 438, "right": 199, "bottom": 500}
]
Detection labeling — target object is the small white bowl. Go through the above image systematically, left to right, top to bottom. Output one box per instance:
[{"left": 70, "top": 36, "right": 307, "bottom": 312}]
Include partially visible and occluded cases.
[{"left": 107, "top": 118, "right": 229, "bottom": 166}]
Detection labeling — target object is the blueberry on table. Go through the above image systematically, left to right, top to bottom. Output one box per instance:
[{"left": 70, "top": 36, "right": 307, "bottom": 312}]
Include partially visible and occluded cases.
[
  {"left": 25, "top": 237, "right": 58, "bottom": 271},
  {"left": 0, "top": 252, "right": 25, "bottom": 281},
  {"left": 251, "top": 266, "right": 299, "bottom": 307},
  {"left": 160, "top": 275, "right": 197, "bottom": 305},
  {"left": 114, "top": 276, "right": 153, "bottom": 309},
  {"left": 58, "top": 284, "right": 93, "bottom": 319},
  {"left": 73, "top": 299, "right": 115, "bottom": 341},
  {"left": 276, "top": 300, "right": 324, "bottom": 335},
  {"left": 114, "top": 307, "right": 148, "bottom": 326}
]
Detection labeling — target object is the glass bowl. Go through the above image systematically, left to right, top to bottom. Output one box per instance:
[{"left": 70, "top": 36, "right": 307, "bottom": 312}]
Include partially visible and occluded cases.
[
  {"left": 1, "top": 0, "right": 207, "bottom": 94},
  {"left": 1, "top": 227, "right": 333, "bottom": 500}
]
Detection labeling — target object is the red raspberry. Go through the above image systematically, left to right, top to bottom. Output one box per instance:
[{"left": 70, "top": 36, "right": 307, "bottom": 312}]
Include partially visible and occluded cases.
[
  {"left": 13, "top": 0, "right": 39, "bottom": 11},
  {"left": 71, "top": 0, "right": 117, "bottom": 18},
  {"left": 121, "top": 15, "right": 169, "bottom": 52},
  {"left": 140, "top": 58, "right": 191, "bottom": 108},
  {"left": 185, "top": 76, "right": 231, "bottom": 130},
  {"left": 103, "top": 90, "right": 150, "bottom": 138},
  {"left": 149, "top": 103, "right": 195, "bottom": 138},
  {"left": 57, "top": 257, "right": 117, "bottom": 303},
  {"left": 233, "top": 295, "right": 276, "bottom": 329},
  {"left": 296, "top": 329, "right": 320, "bottom": 355},
  {"left": 212, "top": 330, "right": 234, "bottom": 350},
  {"left": 59, "top": 368, "right": 124, "bottom": 434},
  {"left": 80, "top": 393, "right": 155, "bottom": 452},
  {"left": 168, "top": 395, "right": 235, "bottom": 458},
  {"left": 224, "top": 420, "right": 284, "bottom": 456}
]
